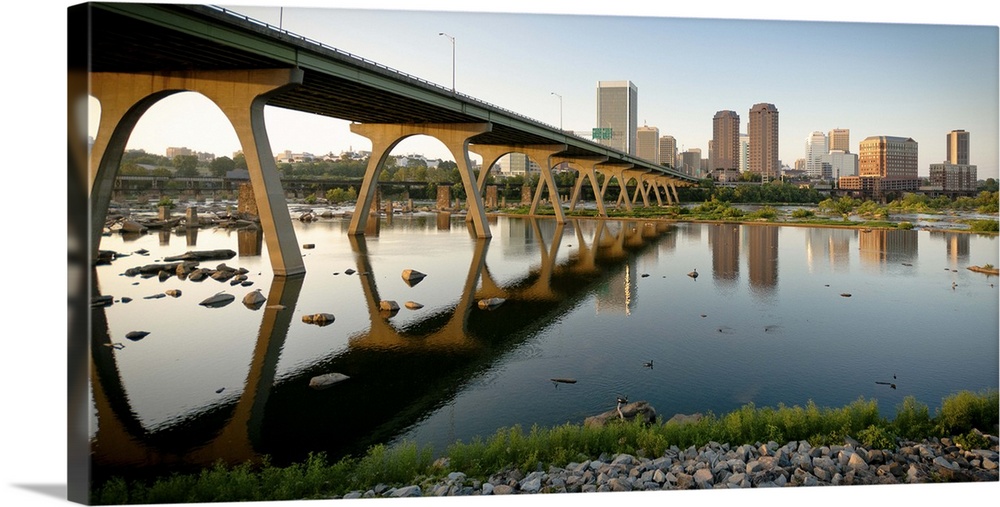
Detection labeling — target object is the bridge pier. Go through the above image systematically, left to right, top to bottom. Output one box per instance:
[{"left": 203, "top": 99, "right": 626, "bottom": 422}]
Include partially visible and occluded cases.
[
  {"left": 87, "top": 68, "right": 306, "bottom": 275},
  {"left": 348, "top": 123, "right": 492, "bottom": 238},
  {"left": 469, "top": 144, "right": 567, "bottom": 222},
  {"left": 552, "top": 155, "right": 609, "bottom": 217},
  {"left": 594, "top": 163, "right": 635, "bottom": 211}
]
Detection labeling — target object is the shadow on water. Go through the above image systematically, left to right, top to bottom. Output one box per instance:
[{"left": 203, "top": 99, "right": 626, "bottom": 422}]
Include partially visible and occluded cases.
[{"left": 89, "top": 217, "right": 676, "bottom": 482}]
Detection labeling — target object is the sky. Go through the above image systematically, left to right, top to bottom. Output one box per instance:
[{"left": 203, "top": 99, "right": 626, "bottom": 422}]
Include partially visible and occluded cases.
[{"left": 85, "top": 0, "right": 1000, "bottom": 180}]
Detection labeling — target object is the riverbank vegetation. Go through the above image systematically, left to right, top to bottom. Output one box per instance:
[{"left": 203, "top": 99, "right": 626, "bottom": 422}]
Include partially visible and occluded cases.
[{"left": 91, "top": 389, "right": 998, "bottom": 504}]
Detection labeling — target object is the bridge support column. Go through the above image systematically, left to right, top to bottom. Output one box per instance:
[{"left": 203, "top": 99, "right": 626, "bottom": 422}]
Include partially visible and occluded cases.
[
  {"left": 87, "top": 69, "right": 306, "bottom": 275},
  {"left": 349, "top": 123, "right": 492, "bottom": 237},
  {"left": 469, "top": 144, "right": 566, "bottom": 222},
  {"left": 551, "top": 156, "right": 609, "bottom": 217},
  {"left": 595, "top": 163, "right": 635, "bottom": 211},
  {"left": 637, "top": 173, "right": 664, "bottom": 207}
]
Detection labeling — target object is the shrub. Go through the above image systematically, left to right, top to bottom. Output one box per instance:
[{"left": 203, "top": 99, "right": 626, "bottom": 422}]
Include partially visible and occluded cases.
[
  {"left": 791, "top": 208, "right": 814, "bottom": 219},
  {"left": 967, "top": 220, "right": 999, "bottom": 232},
  {"left": 897, "top": 221, "right": 914, "bottom": 230},
  {"left": 936, "top": 389, "right": 999, "bottom": 435},
  {"left": 892, "top": 396, "right": 933, "bottom": 439},
  {"left": 857, "top": 424, "right": 897, "bottom": 450},
  {"left": 954, "top": 430, "right": 990, "bottom": 451}
]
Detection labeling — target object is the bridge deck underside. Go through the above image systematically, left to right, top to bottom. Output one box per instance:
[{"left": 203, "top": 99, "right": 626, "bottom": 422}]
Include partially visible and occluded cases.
[{"left": 75, "top": 3, "right": 693, "bottom": 175}]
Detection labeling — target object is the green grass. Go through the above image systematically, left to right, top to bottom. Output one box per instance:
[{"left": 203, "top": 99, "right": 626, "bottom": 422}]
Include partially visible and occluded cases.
[{"left": 91, "top": 389, "right": 998, "bottom": 504}]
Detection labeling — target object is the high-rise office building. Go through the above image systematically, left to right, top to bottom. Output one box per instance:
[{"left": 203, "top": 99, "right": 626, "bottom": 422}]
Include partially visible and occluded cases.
[
  {"left": 596, "top": 80, "right": 638, "bottom": 155},
  {"left": 748, "top": 103, "right": 779, "bottom": 180},
  {"left": 711, "top": 110, "right": 740, "bottom": 171},
  {"left": 636, "top": 125, "right": 660, "bottom": 164},
  {"left": 828, "top": 128, "right": 851, "bottom": 153},
  {"left": 946, "top": 129, "right": 969, "bottom": 165},
  {"left": 805, "top": 131, "right": 829, "bottom": 179},
  {"left": 739, "top": 133, "right": 750, "bottom": 173},
  {"left": 659, "top": 135, "right": 677, "bottom": 168},
  {"left": 859, "top": 136, "right": 918, "bottom": 180},
  {"left": 681, "top": 149, "right": 702, "bottom": 176}
]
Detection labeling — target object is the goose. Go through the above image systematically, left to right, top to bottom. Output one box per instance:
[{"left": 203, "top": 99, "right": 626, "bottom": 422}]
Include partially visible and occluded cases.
[
  {"left": 687, "top": 268, "right": 699, "bottom": 279},
  {"left": 642, "top": 360, "right": 653, "bottom": 369}
]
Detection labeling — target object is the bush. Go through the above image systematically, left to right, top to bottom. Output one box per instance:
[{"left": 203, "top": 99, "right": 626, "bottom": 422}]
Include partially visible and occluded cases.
[
  {"left": 791, "top": 208, "right": 814, "bottom": 219},
  {"left": 967, "top": 220, "right": 999, "bottom": 232},
  {"left": 897, "top": 221, "right": 914, "bottom": 230},
  {"left": 936, "top": 389, "right": 999, "bottom": 435},
  {"left": 892, "top": 396, "right": 933, "bottom": 439},
  {"left": 857, "top": 424, "right": 897, "bottom": 449},
  {"left": 954, "top": 430, "right": 990, "bottom": 451}
]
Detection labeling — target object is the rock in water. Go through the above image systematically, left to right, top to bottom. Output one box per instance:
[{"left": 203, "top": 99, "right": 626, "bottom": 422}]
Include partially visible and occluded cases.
[
  {"left": 401, "top": 269, "right": 427, "bottom": 286},
  {"left": 165, "top": 289, "right": 182, "bottom": 298},
  {"left": 242, "top": 289, "right": 266, "bottom": 308},
  {"left": 199, "top": 292, "right": 235, "bottom": 308},
  {"left": 477, "top": 297, "right": 505, "bottom": 310},
  {"left": 379, "top": 300, "right": 400, "bottom": 312},
  {"left": 405, "top": 301, "right": 424, "bottom": 310},
  {"left": 302, "top": 313, "right": 336, "bottom": 326},
  {"left": 125, "top": 331, "right": 150, "bottom": 341},
  {"left": 309, "top": 372, "right": 350, "bottom": 390}
]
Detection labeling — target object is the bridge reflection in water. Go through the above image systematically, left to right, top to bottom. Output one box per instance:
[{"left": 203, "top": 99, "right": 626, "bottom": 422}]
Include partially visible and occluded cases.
[{"left": 89, "top": 217, "right": 675, "bottom": 481}]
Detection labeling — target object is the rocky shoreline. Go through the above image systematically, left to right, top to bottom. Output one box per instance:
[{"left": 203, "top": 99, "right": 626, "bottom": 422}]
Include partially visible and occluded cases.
[{"left": 334, "top": 432, "right": 998, "bottom": 499}]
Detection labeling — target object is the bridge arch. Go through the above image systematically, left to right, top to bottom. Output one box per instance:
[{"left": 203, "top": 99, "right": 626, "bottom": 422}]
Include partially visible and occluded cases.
[{"left": 87, "top": 69, "right": 307, "bottom": 276}]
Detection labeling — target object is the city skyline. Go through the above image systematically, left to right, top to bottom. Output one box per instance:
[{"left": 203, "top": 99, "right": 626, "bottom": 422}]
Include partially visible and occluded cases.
[{"left": 81, "top": 1, "right": 999, "bottom": 182}]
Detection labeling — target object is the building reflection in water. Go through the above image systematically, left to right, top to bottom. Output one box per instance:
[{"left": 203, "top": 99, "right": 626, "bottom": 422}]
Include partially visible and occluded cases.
[
  {"left": 709, "top": 223, "right": 740, "bottom": 286},
  {"left": 745, "top": 225, "right": 778, "bottom": 297},
  {"left": 804, "top": 228, "right": 853, "bottom": 273},
  {"left": 859, "top": 229, "right": 918, "bottom": 268},
  {"left": 930, "top": 230, "right": 970, "bottom": 266}
]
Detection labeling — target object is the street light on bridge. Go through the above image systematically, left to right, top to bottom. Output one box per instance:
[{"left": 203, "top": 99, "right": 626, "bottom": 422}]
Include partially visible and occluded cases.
[
  {"left": 439, "top": 32, "right": 455, "bottom": 92},
  {"left": 551, "top": 92, "right": 562, "bottom": 131}
]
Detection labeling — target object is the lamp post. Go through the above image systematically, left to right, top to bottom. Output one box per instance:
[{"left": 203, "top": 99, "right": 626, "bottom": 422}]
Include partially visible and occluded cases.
[
  {"left": 439, "top": 32, "right": 455, "bottom": 92},
  {"left": 551, "top": 92, "right": 562, "bottom": 131}
]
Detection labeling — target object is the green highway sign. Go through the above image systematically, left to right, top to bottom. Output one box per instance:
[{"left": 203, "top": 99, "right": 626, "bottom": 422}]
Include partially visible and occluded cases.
[{"left": 592, "top": 127, "right": 612, "bottom": 140}]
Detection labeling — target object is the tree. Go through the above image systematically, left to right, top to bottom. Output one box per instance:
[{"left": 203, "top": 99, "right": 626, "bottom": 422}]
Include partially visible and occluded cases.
[
  {"left": 233, "top": 152, "right": 247, "bottom": 170},
  {"left": 173, "top": 154, "right": 200, "bottom": 177},
  {"left": 209, "top": 156, "right": 235, "bottom": 177}
]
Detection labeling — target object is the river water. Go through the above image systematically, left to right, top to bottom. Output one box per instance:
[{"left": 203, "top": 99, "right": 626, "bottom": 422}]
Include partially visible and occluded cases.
[{"left": 89, "top": 207, "right": 999, "bottom": 482}]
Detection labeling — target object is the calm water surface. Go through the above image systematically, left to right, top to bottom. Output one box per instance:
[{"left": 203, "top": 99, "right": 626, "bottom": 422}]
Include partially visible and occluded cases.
[{"left": 90, "top": 210, "right": 999, "bottom": 481}]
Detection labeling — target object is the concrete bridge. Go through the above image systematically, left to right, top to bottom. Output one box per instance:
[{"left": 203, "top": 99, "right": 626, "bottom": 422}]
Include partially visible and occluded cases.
[{"left": 71, "top": 2, "right": 697, "bottom": 278}]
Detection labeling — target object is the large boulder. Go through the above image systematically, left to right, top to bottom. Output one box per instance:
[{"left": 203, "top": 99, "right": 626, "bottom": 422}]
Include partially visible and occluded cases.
[{"left": 584, "top": 401, "right": 657, "bottom": 428}]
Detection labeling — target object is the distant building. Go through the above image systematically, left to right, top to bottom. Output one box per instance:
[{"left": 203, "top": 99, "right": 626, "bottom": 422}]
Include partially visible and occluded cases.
[
  {"left": 596, "top": 80, "right": 638, "bottom": 155},
  {"left": 748, "top": 103, "right": 779, "bottom": 181},
  {"left": 712, "top": 110, "right": 740, "bottom": 172},
  {"left": 636, "top": 125, "right": 660, "bottom": 164},
  {"left": 828, "top": 128, "right": 851, "bottom": 153},
  {"left": 946, "top": 129, "right": 970, "bottom": 165},
  {"left": 805, "top": 131, "right": 829, "bottom": 179},
  {"left": 739, "top": 133, "right": 750, "bottom": 173},
  {"left": 659, "top": 135, "right": 677, "bottom": 168},
  {"left": 840, "top": 135, "right": 918, "bottom": 198},
  {"left": 166, "top": 146, "right": 215, "bottom": 162},
  {"left": 681, "top": 149, "right": 702, "bottom": 177},
  {"left": 275, "top": 150, "right": 318, "bottom": 163},
  {"left": 823, "top": 150, "right": 858, "bottom": 179},
  {"left": 499, "top": 153, "right": 540, "bottom": 176},
  {"left": 930, "top": 163, "right": 977, "bottom": 194}
]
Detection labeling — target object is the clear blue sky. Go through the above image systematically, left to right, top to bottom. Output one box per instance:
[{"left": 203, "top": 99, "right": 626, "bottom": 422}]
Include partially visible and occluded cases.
[{"left": 89, "top": 0, "right": 1000, "bottom": 179}]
